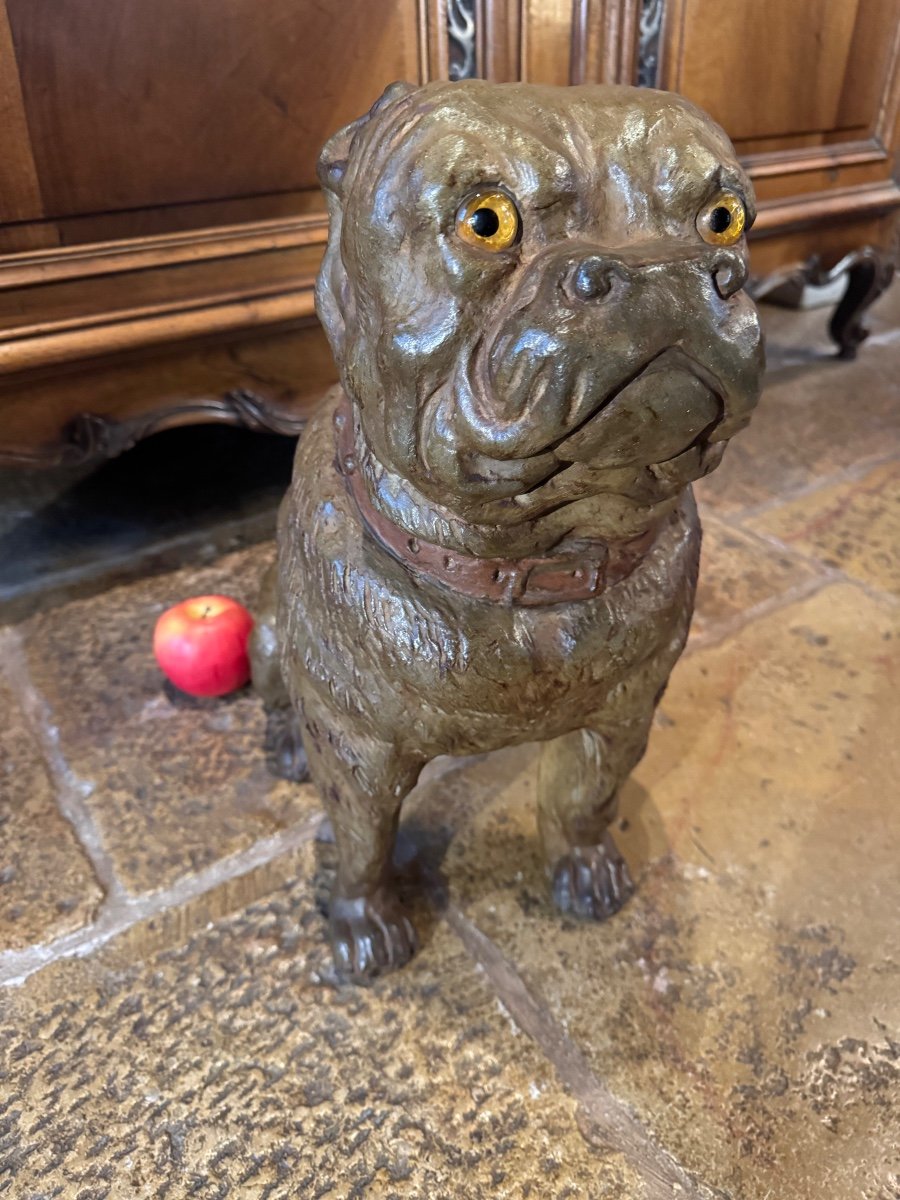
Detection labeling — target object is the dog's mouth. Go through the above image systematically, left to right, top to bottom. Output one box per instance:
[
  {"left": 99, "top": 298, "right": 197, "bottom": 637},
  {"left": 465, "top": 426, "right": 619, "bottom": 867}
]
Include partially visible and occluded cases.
[
  {"left": 408, "top": 258, "right": 761, "bottom": 524},
  {"left": 448, "top": 258, "right": 738, "bottom": 470},
  {"left": 458, "top": 333, "right": 727, "bottom": 475},
  {"left": 548, "top": 346, "right": 725, "bottom": 468}
]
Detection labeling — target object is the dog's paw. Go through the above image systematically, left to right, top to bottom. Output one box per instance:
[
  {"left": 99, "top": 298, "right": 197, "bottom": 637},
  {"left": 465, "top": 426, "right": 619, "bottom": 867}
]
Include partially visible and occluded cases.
[
  {"left": 263, "top": 706, "right": 310, "bottom": 782},
  {"left": 551, "top": 835, "right": 634, "bottom": 921},
  {"left": 329, "top": 889, "right": 418, "bottom": 983}
]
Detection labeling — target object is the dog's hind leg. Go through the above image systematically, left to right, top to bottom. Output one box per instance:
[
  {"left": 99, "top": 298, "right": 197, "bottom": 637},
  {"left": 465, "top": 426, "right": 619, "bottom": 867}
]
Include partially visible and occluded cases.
[
  {"left": 249, "top": 560, "right": 309, "bottom": 782},
  {"left": 301, "top": 692, "right": 423, "bottom": 982},
  {"left": 536, "top": 718, "right": 651, "bottom": 921}
]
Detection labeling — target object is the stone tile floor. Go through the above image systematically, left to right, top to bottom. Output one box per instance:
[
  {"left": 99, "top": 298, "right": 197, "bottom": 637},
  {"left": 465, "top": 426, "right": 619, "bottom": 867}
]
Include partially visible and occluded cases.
[{"left": 0, "top": 290, "right": 899, "bottom": 1198}]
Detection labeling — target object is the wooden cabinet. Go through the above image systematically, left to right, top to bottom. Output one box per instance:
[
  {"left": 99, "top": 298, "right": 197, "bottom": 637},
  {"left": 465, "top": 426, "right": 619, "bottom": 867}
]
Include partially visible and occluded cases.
[
  {"left": 1, "top": 0, "right": 898, "bottom": 467},
  {"left": 479, "top": 0, "right": 900, "bottom": 287},
  {"left": 658, "top": 0, "right": 900, "bottom": 276}
]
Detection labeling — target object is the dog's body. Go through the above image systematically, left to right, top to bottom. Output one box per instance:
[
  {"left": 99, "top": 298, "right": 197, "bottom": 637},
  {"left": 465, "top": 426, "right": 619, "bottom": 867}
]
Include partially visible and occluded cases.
[{"left": 251, "top": 81, "right": 763, "bottom": 980}]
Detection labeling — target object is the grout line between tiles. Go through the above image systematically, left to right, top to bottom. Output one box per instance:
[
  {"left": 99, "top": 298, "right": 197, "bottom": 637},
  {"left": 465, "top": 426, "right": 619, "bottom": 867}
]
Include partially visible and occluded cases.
[
  {"left": 708, "top": 448, "right": 899, "bottom": 528},
  {"left": 689, "top": 495, "right": 899, "bottom": 651},
  {"left": 737, "top": 525, "right": 900, "bottom": 610},
  {"left": 684, "top": 571, "right": 836, "bottom": 657},
  {"left": 0, "top": 622, "right": 326, "bottom": 988},
  {"left": 0, "top": 625, "right": 124, "bottom": 904},
  {"left": 0, "top": 809, "right": 324, "bottom": 989},
  {"left": 442, "top": 899, "right": 727, "bottom": 1200}
]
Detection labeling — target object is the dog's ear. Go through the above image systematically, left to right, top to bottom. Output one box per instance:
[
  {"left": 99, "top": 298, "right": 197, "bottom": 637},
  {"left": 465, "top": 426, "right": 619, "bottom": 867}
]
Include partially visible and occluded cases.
[
  {"left": 315, "top": 81, "right": 419, "bottom": 371},
  {"left": 316, "top": 81, "right": 419, "bottom": 200}
]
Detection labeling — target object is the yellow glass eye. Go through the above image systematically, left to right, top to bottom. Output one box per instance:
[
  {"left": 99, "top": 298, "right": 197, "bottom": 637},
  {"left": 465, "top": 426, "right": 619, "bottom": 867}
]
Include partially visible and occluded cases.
[
  {"left": 456, "top": 191, "right": 521, "bottom": 252},
  {"left": 697, "top": 191, "right": 746, "bottom": 246}
]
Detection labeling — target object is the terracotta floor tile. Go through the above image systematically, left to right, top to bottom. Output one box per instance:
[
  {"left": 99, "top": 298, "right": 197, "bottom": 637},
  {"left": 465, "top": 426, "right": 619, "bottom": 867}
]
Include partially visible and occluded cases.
[
  {"left": 2, "top": 286, "right": 898, "bottom": 1197},
  {"left": 695, "top": 351, "right": 900, "bottom": 518},
  {"left": 747, "top": 458, "right": 900, "bottom": 596},
  {"left": 691, "top": 510, "right": 825, "bottom": 637},
  {"left": 15, "top": 543, "right": 319, "bottom": 896},
  {"left": 405, "top": 583, "right": 900, "bottom": 1198},
  {"left": 0, "top": 677, "right": 102, "bottom": 949},
  {"left": 0, "top": 845, "right": 635, "bottom": 1199}
]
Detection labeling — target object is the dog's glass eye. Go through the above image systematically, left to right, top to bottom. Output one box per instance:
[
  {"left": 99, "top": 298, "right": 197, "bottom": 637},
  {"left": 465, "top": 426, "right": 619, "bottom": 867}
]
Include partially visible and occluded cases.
[
  {"left": 697, "top": 190, "right": 746, "bottom": 246},
  {"left": 456, "top": 191, "right": 521, "bottom": 252}
]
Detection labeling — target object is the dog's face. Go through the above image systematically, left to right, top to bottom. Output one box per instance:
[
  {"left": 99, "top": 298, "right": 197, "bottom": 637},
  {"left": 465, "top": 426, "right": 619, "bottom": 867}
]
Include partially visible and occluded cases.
[{"left": 316, "top": 81, "right": 763, "bottom": 525}]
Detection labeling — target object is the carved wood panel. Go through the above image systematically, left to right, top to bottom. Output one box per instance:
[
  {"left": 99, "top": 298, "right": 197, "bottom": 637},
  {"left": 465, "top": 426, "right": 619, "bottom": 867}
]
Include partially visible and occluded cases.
[
  {"left": 1, "top": 0, "right": 898, "bottom": 466},
  {"left": 3, "top": 0, "right": 437, "bottom": 223},
  {"left": 659, "top": 0, "right": 900, "bottom": 245},
  {"left": 665, "top": 0, "right": 892, "bottom": 144}
]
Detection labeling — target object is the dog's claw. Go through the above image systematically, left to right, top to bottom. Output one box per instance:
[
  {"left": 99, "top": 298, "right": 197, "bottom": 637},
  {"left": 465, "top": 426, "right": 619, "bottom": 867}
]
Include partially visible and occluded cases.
[
  {"left": 263, "top": 707, "right": 310, "bottom": 782},
  {"left": 551, "top": 835, "right": 634, "bottom": 921},
  {"left": 329, "top": 890, "right": 418, "bottom": 983}
]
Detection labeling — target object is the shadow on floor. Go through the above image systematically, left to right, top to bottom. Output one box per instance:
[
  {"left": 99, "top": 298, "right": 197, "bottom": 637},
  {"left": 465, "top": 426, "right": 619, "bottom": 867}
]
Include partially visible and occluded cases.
[{"left": 0, "top": 424, "right": 297, "bottom": 622}]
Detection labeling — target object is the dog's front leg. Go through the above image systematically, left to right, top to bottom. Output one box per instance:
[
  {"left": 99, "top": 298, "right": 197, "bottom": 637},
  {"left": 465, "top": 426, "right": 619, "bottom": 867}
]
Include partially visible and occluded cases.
[
  {"left": 249, "top": 561, "right": 309, "bottom": 782},
  {"left": 300, "top": 692, "right": 423, "bottom": 982},
  {"left": 537, "top": 723, "right": 649, "bottom": 921}
]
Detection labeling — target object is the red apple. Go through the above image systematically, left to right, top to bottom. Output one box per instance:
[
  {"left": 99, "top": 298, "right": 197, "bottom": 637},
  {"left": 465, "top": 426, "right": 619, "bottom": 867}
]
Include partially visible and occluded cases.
[{"left": 153, "top": 595, "right": 254, "bottom": 697}]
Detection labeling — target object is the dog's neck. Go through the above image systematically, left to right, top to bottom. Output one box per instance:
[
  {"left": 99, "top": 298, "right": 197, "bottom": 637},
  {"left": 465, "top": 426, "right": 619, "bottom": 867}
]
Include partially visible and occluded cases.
[
  {"left": 334, "top": 393, "right": 680, "bottom": 562},
  {"left": 334, "top": 399, "right": 667, "bottom": 606}
]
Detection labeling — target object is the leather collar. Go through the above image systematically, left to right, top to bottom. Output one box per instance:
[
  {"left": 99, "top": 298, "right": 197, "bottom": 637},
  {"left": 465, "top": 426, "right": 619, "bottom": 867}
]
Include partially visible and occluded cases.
[{"left": 334, "top": 399, "right": 660, "bottom": 607}]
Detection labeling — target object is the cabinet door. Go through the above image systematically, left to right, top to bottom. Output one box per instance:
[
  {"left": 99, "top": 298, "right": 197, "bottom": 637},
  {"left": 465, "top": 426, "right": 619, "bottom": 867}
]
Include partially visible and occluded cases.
[
  {"left": 3, "top": 0, "right": 437, "bottom": 224},
  {"left": 475, "top": 0, "right": 900, "bottom": 270},
  {"left": 659, "top": 0, "right": 900, "bottom": 265},
  {"left": 0, "top": 2, "right": 50, "bottom": 245}
]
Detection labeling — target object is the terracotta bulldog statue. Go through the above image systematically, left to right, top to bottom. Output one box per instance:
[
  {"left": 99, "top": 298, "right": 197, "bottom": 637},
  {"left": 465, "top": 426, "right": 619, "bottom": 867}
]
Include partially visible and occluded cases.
[{"left": 251, "top": 80, "right": 763, "bottom": 982}]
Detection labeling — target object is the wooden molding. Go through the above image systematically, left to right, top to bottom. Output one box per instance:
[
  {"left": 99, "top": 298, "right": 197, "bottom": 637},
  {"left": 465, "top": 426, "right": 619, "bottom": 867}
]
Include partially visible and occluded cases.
[
  {"left": 480, "top": 0, "right": 523, "bottom": 82},
  {"left": 570, "top": 0, "right": 642, "bottom": 85},
  {"left": 743, "top": 138, "right": 889, "bottom": 179},
  {"left": 751, "top": 181, "right": 900, "bottom": 237},
  {"left": 0, "top": 213, "right": 328, "bottom": 289},
  {"left": 0, "top": 215, "right": 327, "bottom": 376},
  {"left": 0, "top": 293, "right": 317, "bottom": 375},
  {"left": 0, "top": 317, "right": 338, "bottom": 468},
  {"left": 0, "top": 388, "right": 308, "bottom": 468}
]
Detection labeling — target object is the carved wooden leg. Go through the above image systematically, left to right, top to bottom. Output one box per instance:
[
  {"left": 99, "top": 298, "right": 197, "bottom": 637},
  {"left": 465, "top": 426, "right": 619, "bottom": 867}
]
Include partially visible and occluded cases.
[
  {"left": 752, "top": 247, "right": 896, "bottom": 362},
  {"left": 829, "top": 248, "right": 895, "bottom": 360},
  {"left": 249, "top": 561, "right": 309, "bottom": 782},
  {"left": 301, "top": 695, "right": 423, "bottom": 981},
  {"left": 536, "top": 722, "right": 651, "bottom": 920}
]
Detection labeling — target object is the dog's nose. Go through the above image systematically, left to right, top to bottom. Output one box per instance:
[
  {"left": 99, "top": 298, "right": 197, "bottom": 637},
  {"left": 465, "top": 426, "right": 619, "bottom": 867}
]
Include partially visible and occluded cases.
[
  {"left": 711, "top": 249, "right": 749, "bottom": 299},
  {"left": 566, "top": 255, "right": 627, "bottom": 302}
]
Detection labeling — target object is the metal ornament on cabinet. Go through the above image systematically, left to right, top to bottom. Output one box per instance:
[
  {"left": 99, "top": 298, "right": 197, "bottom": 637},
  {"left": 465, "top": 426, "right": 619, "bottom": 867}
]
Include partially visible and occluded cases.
[
  {"left": 447, "top": 0, "right": 477, "bottom": 80},
  {"left": 636, "top": 0, "right": 665, "bottom": 87},
  {"left": 250, "top": 80, "right": 764, "bottom": 982}
]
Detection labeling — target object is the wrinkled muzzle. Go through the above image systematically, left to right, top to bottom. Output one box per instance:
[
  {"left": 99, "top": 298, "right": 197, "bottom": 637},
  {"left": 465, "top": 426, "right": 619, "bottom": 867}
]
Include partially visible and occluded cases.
[{"left": 453, "top": 241, "right": 763, "bottom": 472}]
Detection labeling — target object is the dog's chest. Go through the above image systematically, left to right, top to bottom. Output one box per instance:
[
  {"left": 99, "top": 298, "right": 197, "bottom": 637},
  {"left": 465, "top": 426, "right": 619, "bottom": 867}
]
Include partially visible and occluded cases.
[{"left": 277, "top": 403, "right": 700, "bottom": 746}]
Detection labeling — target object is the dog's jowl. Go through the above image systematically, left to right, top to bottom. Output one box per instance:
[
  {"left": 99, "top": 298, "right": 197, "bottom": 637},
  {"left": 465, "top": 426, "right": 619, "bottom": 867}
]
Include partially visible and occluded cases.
[{"left": 250, "top": 80, "right": 764, "bottom": 982}]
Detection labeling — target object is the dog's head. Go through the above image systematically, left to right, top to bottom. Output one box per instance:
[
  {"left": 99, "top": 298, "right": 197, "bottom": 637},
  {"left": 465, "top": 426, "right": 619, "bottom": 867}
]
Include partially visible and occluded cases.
[{"left": 316, "top": 81, "right": 763, "bottom": 526}]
